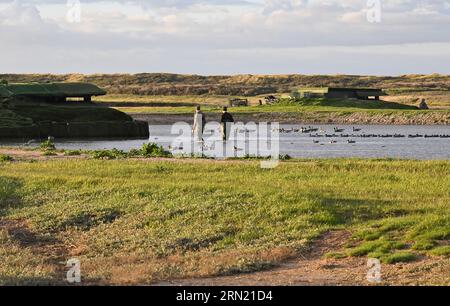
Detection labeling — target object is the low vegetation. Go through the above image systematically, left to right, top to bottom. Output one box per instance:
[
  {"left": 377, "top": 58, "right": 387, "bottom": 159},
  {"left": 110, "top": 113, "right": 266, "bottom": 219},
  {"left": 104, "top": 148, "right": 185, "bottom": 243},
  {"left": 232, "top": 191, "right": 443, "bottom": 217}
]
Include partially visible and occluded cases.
[
  {"left": 1, "top": 73, "right": 449, "bottom": 96},
  {"left": 2, "top": 74, "right": 449, "bottom": 127},
  {"left": 113, "top": 97, "right": 449, "bottom": 125},
  {"left": 39, "top": 139, "right": 56, "bottom": 151},
  {"left": 140, "top": 143, "right": 172, "bottom": 158},
  {"left": 90, "top": 144, "right": 172, "bottom": 160},
  {"left": 63, "top": 150, "right": 82, "bottom": 156},
  {"left": 0, "top": 154, "right": 13, "bottom": 162},
  {"left": 0, "top": 158, "right": 448, "bottom": 285}
]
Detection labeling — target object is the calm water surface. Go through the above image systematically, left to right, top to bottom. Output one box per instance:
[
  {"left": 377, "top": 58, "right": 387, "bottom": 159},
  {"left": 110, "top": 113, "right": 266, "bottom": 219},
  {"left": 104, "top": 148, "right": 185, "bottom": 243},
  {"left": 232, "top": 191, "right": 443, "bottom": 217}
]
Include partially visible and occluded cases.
[{"left": 1, "top": 124, "right": 449, "bottom": 160}]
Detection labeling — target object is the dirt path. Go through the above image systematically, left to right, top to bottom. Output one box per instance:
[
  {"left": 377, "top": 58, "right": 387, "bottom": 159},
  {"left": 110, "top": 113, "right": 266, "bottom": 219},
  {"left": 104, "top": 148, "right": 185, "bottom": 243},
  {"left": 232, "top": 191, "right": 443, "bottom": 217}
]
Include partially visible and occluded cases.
[
  {"left": 0, "top": 148, "right": 88, "bottom": 160},
  {"left": 0, "top": 148, "right": 271, "bottom": 165},
  {"left": 0, "top": 219, "right": 71, "bottom": 284},
  {"left": 159, "top": 231, "right": 450, "bottom": 286}
]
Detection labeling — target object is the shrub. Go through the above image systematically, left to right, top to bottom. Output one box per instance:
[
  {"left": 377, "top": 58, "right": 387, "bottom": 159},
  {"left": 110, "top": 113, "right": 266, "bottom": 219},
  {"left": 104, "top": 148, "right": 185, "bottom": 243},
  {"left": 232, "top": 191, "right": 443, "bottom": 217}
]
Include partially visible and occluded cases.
[
  {"left": 40, "top": 139, "right": 56, "bottom": 151},
  {"left": 141, "top": 143, "right": 172, "bottom": 158},
  {"left": 91, "top": 149, "right": 127, "bottom": 160},
  {"left": 127, "top": 149, "right": 142, "bottom": 157},
  {"left": 63, "top": 150, "right": 82, "bottom": 156},
  {"left": 91, "top": 150, "right": 116, "bottom": 160},
  {"left": 0, "top": 154, "right": 13, "bottom": 162},
  {"left": 279, "top": 154, "right": 292, "bottom": 160}
]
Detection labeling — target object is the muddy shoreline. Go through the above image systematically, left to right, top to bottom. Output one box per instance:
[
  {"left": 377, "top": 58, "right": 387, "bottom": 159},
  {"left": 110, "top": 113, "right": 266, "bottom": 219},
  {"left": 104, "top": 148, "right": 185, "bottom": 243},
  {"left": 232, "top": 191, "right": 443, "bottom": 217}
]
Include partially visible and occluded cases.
[{"left": 131, "top": 112, "right": 450, "bottom": 125}]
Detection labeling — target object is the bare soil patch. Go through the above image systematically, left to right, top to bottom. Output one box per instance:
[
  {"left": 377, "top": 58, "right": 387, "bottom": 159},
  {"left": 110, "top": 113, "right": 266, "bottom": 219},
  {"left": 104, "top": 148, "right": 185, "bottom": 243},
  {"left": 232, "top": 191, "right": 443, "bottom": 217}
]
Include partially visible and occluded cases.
[
  {"left": 0, "top": 148, "right": 88, "bottom": 161},
  {"left": 0, "top": 219, "right": 70, "bottom": 283},
  {"left": 159, "top": 231, "right": 450, "bottom": 286}
]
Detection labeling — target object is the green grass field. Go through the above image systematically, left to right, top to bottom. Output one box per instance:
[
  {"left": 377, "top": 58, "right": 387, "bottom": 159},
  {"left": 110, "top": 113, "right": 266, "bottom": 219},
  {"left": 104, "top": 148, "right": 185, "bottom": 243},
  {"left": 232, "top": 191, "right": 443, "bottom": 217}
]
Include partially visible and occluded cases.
[
  {"left": 2, "top": 91, "right": 449, "bottom": 128},
  {"left": 94, "top": 94, "right": 450, "bottom": 115},
  {"left": 104, "top": 97, "right": 449, "bottom": 125},
  {"left": 0, "top": 158, "right": 448, "bottom": 285}
]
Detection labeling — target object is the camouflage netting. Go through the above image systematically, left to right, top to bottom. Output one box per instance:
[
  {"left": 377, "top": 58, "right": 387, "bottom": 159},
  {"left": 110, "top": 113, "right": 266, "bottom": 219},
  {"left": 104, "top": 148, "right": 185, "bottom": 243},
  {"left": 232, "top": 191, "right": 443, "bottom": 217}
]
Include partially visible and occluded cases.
[{"left": 0, "top": 82, "right": 106, "bottom": 98}]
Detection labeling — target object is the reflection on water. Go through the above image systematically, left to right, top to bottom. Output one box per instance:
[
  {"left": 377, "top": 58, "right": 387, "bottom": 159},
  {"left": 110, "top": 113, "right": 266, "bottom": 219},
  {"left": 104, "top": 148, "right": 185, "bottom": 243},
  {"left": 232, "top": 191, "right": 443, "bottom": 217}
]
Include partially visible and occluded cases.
[{"left": 1, "top": 124, "right": 449, "bottom": 160}]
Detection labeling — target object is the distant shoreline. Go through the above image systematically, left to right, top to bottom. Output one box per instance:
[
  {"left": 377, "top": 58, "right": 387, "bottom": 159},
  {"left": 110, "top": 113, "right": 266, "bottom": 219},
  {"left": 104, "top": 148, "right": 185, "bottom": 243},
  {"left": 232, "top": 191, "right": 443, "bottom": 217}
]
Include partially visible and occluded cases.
[{"left": 131, "top": 112, "right": 450, "bottom": 126}]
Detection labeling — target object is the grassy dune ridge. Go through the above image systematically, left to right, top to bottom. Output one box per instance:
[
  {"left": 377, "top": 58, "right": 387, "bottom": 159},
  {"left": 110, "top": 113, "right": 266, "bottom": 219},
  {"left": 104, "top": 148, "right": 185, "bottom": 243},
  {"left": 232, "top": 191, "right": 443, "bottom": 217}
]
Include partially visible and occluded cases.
[
  {"left": 1, "top": 73, "right": 449, "bottom": 96},
  {"left": 2, "top": 74, "right": 449, "bottom": 125},
  {"left": 0, "top": 158, "right": 449, "bottom": 284}
]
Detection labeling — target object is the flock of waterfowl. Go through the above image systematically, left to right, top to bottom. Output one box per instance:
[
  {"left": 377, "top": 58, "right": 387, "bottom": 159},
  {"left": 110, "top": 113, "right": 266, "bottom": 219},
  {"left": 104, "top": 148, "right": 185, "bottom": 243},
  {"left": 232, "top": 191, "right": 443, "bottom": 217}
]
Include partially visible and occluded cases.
[
  {"left": 273, "top": 126, "right": 450, "bottom": 144},
  {"left": 309, "top": 133, "right": 450, "bottom": 139}
]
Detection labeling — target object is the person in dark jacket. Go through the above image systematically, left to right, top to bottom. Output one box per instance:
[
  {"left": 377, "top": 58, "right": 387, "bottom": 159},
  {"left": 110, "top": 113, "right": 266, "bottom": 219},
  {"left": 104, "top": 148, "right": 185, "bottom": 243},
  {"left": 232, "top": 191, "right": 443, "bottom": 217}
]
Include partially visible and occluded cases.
[{"left": 220, "top": 107, "right": 234, "bottom": 141}]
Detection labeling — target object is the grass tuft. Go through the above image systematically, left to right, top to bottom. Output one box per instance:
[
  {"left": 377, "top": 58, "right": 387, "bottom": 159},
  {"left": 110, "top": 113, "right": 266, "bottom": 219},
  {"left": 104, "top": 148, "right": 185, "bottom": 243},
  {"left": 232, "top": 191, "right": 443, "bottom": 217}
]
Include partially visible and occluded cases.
[
  {"left": 428, "top": 246, "right": 450, "bottom": 257},
  {"left": 382, "top": 252, "right": 417, "bottom": 264}
]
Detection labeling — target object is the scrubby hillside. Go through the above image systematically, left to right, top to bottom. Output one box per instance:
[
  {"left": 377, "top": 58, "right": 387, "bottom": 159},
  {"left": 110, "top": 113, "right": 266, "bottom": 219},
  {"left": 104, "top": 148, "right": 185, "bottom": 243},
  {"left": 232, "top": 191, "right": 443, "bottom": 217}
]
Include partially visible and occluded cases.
[{"left": 1, "top": 73, "right": 449, "bottom": 96}]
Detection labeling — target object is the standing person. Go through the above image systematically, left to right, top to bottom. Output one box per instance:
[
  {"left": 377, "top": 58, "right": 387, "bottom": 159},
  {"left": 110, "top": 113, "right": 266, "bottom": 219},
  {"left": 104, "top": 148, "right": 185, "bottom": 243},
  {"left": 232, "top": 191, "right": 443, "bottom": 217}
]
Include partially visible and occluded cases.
[
  {"left": 192, "top": 106, "right": 206, "bottom": 141},
  {"left": 220, "top": 106, "right": 234, "bottom": 141}
]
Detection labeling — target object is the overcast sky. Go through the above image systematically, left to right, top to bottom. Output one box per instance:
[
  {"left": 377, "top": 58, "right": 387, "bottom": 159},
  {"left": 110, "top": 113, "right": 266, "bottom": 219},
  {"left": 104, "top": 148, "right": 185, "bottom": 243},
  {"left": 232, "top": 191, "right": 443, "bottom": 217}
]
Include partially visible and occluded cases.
[{"left": 0, "top": 0, "right": 449, "bottom": 75}]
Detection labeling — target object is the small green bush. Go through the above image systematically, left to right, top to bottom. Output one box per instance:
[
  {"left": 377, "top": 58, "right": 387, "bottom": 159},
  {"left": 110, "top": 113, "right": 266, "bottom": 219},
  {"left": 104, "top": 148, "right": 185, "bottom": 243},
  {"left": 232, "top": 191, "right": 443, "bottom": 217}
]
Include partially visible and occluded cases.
[
  {"left": 40, "top": 139, "right": 56, "bottom": 151},
  {"left": 141, "top": 143, "right": 171, "bottom": 158},
  {"left": 91, "top": 149, "right": 127, "bottom": 160},
  {"left": 128, "top": 149, "right": 142, "bottom": 157},
  {"left": 63, "top": 150, "right": 82, "bottom": 156},
  {"left": 91, "top": 150, "right": 115, "bottom": 160},
  {"left": 0, "top": 154, "right": 13, "bottom": 162}
]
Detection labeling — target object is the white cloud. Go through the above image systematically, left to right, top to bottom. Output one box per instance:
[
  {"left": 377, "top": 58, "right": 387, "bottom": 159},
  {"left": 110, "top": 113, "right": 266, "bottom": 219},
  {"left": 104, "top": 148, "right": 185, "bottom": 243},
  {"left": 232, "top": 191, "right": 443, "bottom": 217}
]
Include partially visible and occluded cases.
[
  {"left": 0, "top": 0, "right": 449, "bottom": 74},
  {"left": 0, "top": 0, "right": 43, "bottom": 26}
]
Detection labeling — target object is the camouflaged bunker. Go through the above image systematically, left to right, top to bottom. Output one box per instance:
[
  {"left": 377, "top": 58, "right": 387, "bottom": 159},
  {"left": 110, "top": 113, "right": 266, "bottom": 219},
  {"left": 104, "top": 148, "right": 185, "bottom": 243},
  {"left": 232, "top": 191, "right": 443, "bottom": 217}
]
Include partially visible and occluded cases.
[
  {"left": 0, "top": 82, "right": 149, "bottom": 139},
  {"left": 0, "top": 82, "right": 106, "bottom": 103},
  {"left": 291, "top": 88, "right": 387, "bottom": 100}
]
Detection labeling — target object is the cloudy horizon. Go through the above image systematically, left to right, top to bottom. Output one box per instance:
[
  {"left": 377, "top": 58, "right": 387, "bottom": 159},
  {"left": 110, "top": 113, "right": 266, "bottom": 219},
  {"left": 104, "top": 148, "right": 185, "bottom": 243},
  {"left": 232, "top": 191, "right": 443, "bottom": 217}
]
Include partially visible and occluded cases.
[{"left": 0, "top": 0, "right": 449, "bottom": 75}]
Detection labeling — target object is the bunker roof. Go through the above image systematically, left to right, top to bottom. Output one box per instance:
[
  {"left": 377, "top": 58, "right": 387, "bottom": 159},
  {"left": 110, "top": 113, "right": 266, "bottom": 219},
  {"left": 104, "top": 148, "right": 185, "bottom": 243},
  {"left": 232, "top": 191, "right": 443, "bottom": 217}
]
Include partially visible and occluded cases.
[
  {"left": 0, "top": 83, "right": 107, "bottom": 98},
  {"left": 295, "top": 87, "right": 387, "bottom": 96}
]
